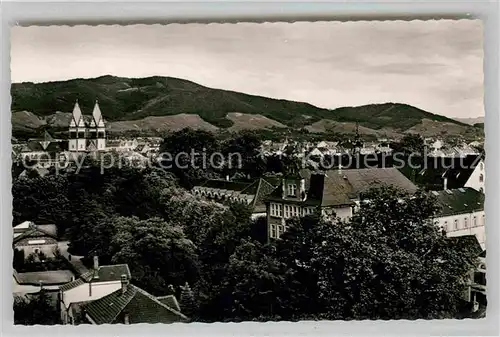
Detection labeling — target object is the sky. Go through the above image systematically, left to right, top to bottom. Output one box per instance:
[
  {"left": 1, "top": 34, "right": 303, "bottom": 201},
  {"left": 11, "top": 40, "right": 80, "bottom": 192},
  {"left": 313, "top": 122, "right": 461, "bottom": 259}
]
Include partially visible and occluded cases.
[{"left": 11, "top": 20, "right": 484, "bottom": 118}]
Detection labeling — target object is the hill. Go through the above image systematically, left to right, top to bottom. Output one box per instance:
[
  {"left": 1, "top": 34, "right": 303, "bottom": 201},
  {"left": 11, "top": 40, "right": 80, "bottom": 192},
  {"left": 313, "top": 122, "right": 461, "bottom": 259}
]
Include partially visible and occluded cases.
[
  {"left": 11, "top": 75, "right": 474, "bottom": 137},
  {"left": 452, "top": 116, "right": 484, "bottom": 125}
]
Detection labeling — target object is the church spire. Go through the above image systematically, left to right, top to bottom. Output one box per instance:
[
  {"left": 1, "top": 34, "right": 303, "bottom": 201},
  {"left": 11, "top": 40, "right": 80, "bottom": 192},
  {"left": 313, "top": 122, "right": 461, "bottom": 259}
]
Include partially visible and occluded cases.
[
  {"left": 91, "top": 99, "right": 104, "bottom": 127},
  {"left": 70, "top": 100, "right": 84, "bottom": 127}
]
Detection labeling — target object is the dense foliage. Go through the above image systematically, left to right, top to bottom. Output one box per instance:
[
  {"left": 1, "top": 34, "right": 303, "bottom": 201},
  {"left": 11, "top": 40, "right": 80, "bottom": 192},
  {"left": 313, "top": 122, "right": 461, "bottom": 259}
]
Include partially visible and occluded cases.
[
  {"left": 12, "top": 153, "right": 479, "bottom": 321},
  {"left": 14, "top": 290, "right": 59, "bottom": 325}
]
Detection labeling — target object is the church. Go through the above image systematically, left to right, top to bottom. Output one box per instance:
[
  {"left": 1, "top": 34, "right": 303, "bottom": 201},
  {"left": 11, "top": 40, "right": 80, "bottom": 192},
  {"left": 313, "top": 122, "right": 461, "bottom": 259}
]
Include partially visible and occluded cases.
[{"left": 69, "top": 100, "right": 106, "bottom": 152}]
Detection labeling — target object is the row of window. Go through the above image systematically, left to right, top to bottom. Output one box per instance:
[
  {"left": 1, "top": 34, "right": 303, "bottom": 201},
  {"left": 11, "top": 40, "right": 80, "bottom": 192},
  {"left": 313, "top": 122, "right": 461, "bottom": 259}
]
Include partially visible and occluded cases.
[
  {"left": 69, "top": 132, "right": 106, "bottom": 138},
  {"left": 270, "top": 203, "right": 316, "bottom": 218},
  {"left": 444, "top": 214, "right": 484, "bottom": 231}
]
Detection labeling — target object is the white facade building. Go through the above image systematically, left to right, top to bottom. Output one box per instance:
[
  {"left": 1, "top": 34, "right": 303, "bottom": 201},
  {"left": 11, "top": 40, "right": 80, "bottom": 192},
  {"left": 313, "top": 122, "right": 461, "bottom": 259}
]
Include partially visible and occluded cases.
[
  {"left": 432, "top": 188, "right": 485, "bottom": 249},
  {"left": 58, "top": 259, "right": 131, "bottom": 324}
]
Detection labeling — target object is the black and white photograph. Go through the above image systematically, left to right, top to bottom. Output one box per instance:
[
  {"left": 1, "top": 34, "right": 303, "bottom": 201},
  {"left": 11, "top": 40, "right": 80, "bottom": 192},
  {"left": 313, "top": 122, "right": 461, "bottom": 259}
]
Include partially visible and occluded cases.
[{"left": 10, "top": 19, "right": 486, "bottom": 325}]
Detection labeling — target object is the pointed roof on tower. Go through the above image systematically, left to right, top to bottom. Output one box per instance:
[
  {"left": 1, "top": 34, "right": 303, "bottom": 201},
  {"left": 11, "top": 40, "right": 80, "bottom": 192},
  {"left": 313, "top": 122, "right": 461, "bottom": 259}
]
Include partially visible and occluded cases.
[
  {"left": 70, "top": 100, "right": 85, "bottom": 128},
  {"left": 91, "top": 100, "right": 105, "bottom": 127}
]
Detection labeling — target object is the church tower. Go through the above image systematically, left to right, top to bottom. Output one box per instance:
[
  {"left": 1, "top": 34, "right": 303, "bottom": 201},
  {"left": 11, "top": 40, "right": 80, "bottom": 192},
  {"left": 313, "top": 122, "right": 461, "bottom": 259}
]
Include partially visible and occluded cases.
[
  {"left": 90, "top": 100, "right": 106, "bottom": 151},
  {"left": 69, "top": 101, "right": 87, "bottom": 152}
]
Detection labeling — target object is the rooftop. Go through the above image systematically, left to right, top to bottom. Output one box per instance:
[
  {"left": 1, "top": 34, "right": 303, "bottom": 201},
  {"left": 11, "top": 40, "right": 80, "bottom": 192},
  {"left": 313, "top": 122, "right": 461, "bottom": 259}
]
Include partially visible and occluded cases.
[
  {"left": 432, "top": 187, "right": 484, "bottom": 217},
  {"left": 60, "top": 264, "right": 131, "bottom": 292},
  {"left": 83, "top": 284, "right": 187, "bottom": 324}
]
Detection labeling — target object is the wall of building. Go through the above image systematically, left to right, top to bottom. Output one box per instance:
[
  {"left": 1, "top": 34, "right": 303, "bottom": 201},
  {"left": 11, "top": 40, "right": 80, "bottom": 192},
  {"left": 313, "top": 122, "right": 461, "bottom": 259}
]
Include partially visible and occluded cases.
[
  {"left": 465, "top": 160, "right": 485, "bottom": 193},
  {"left": 434, "top": 210, "right": 485, "bottom": 249},
  {"left": 60, "top": 280, "right": 123, "bottom": 323}
]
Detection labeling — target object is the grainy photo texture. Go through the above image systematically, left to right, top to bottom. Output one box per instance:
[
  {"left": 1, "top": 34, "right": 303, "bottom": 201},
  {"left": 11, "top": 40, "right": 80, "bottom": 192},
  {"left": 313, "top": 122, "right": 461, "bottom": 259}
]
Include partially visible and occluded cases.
[{"left": 10, "top": 20, "right": 486, "bottom": 325}]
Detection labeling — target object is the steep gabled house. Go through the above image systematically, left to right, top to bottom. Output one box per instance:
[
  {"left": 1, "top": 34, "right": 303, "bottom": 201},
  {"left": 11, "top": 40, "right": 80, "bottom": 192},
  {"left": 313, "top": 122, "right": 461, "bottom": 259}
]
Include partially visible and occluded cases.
[
  {"left": 399, "top": 155, "right": 484, "bottom": 192},
  {"left": 264, "top": 168, "right": 418, "bottom": 241},
  {"left": 59, "top": 258, "right": 131, "bottom": 324},
  {"left": 74, "top": 276, "right": 187, "bottom": 325}
]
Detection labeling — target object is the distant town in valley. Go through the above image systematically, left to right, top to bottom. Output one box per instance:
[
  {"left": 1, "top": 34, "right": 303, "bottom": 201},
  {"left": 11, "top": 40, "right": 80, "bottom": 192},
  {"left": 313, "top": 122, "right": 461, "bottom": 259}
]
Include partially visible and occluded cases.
[
  {"left": 11, "top": 19, "right": 486, "bottom": 326},
  {"left": 11, "top": 81, "right": 487, "bottom": 324}
]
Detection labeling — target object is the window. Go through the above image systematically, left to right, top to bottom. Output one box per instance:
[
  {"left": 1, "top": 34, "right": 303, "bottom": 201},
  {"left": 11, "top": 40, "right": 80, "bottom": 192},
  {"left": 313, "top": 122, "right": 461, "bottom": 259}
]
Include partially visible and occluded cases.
[
  {"left": 78, "top": 131, "right": 85, "bottom": 138},
  {"left": 98, "top": 131, "right": 105, "bottom": 138},
  {"left": 480, "top": 162, "right": 484, "bottom": 171},
  {"left": 479, "top": 174, "right": 484, "bottom": 183},
  {"left": 287, "top": 184, "right": 297, "bottom": 197},
  {"left": 479, "top": 187, "right": 484, "bottom": 193},
  {"left": 270, "top": 203, "right": 283, "bottom": 217},
  {"left": 284, "top": 205, "right": 290, "bottom": 218},
  {"left": 473, "top": 216, "right": 477, "bottom": 227},
  {"left": 464, "top": 218, "right": 468, "bottom": 228},
  {"left": 454, "top": 219, "right": 458, "bottom": 230},
  {"left": 443, "top": 221, "right": 448, "bottom": 231},
  {"left": 270, "top": 224, "right": 277, "bottom": 238},
  {"left": 278, "top": 225, "right": 285, "bottom": 237},
  {"left": 33, "top": 248, "right": 40, "bottom": 254}
]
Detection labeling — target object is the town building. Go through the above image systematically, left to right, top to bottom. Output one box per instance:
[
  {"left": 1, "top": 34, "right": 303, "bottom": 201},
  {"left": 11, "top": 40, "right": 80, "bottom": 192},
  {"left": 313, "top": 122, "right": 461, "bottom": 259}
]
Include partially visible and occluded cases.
[
  {"left": 68, "top": 100, "right": 106, "bottom": 152},
  {"left": 399, "top": 155, "right": 485, "bottom": 193},
  {"left": 264, "top": 168, "right": 418, "bottom": 241},
  {"left": 192, "top": 177, "right": 281, "bottom": 219},
  {"left": 432, "top": 187, "right": 485, "bottom": 249},
  {"left": 13, "top": 221, "right": 59, "bottom": 259},
  {"left": 58, "top": 258, "right": 131, "bottom": 324},
  {"left": 71, "top": 276, "right": 187, "bottom": 325}
]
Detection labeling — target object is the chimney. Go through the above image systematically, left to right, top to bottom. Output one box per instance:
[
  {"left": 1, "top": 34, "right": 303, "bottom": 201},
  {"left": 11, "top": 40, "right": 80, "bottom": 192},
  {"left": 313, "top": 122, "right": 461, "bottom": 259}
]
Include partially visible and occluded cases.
[
  {"left": 443, "top": 177, "right": 448, "bottom": 190},
  {"left": 93, "top": 255, "right": 99, "bottom": 270},
  {"left": 121, "top": 274, "right": 129, "bottom": 294},
  {"left": 124, "top": 313, "right": 130, "bottom": 325}
]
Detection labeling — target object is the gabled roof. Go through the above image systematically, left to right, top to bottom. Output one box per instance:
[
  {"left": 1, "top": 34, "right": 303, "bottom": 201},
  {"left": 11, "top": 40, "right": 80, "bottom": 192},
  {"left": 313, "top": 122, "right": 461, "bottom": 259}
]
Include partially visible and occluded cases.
[
  {"left": 399, "top": 155, "right": 482, "bottom": 190},
  {"left": 265, "top": 168, "right": 417, "bottom": 208},
  {"left": 248, "top": 178, "right": 279, "bottom": 213},
  {"left": 432, "top": 187, "right": 484, "bottom": 217},
  {"left": 13, "top": 224, "right": 58, "bottom": 244},
  {"left": 60, "top": 264, "right": 131, "bottom": 292},
  {"left": 81, "top": 264, "right": 131, "bottom": 283},
  {"left": 83, "top": 284, "right": 187, "bottom": 324},
  {"left": 156, "top": 295, "right": 181, "bottom": 312}
]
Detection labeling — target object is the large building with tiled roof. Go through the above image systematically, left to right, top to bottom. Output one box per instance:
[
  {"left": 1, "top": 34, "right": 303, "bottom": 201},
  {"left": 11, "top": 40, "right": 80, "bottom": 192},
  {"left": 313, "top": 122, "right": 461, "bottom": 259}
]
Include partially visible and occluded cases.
[
  {"left": 68, "top": 100, "right": 106, "bottom": 152},
  {"left": 264, "top": 167, "right": 418, "bottom": 241},
  {"left": 192, "top": 176, "right": 281, "bottom": 218},
  {"left": 431, "top": 187, "right": 485, "bottom": 249},
  {"left": 59, "top": 258, "right": 131, "bottom": 324}
]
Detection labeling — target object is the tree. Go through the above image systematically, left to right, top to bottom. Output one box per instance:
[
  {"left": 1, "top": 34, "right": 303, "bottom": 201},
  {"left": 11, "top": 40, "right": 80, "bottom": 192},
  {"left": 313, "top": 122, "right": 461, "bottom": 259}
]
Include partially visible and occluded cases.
[
  {"left": 222, "top": 131, "right": 265, "bottom": 178},
  {"left": 396, "top": 134, "right": 425, "bottom": 155},
  {"left": 272, "top": 186, "right": 479, "bottom": 320},
  {"left": 109, "top": 216, "right": 200, "bottom": 296},
  {"left": 218, "top": 240, "right": 286, "bottom": 321},
  {"left": 180, "top": 282, "right": 197, "bottom": 318},
  {"left": 14, "top": 290, "right": 59, "bottom": 325}
]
